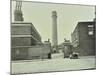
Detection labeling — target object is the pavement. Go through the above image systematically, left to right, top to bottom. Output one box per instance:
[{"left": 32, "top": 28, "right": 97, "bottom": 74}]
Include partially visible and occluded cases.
[{"left": 11, "top": 56, "right": 96, "bottom": 74}]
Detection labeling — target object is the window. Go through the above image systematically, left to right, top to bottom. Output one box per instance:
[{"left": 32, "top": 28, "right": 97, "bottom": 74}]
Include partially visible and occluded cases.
[
  {"left": 88, "top": 25, "right": 94, "bottom": 35},
  {"left": 88, "top": 31, "right": 93, "bottom": 35},
  {"left": 16, "top": 49, "right": 20, "bottom": 55}
]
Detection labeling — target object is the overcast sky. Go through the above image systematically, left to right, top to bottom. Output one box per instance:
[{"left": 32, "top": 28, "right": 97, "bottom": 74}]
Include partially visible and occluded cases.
[{"left": 11, "top": 1, "right": 95, "bottom": 44}]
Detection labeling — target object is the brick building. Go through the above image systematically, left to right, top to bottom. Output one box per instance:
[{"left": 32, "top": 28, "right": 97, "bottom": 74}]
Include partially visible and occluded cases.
[
  {"left": 11, "top": 1, "right": 51, "bottom": 60},
  {"left": 71, "top": 21, "right": 96, "bottom": 56},
  {"left": 11, "top": 22, "right": 42, "bottom": 60},
  {"left": 11, "top": 22, "right": 42, "bottom": 47},
  {"left": 11, "top": 22, "right": 51, "bottom": 60}
]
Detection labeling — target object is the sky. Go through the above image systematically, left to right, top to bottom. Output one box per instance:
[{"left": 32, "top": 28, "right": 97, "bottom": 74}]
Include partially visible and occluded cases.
[{"left": 11, "top": 1, "right": 95, "bottom": 45}]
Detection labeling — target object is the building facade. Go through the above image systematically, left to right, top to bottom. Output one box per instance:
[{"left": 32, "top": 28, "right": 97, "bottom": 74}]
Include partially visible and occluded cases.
[
  {"left": 11, "top": 1, "right": 51, "bottom": 60},
  {"left": 71, "top": 21, "right": 96, "bottom": 56},
  {"left": 11, "top": 22, "right": 43, "bottom": 60},
  {"left": 11, "top": 22, "right": 42, "bottom": 47},
  {"left": 11, "top": 22, "right": 51, "bottom": 60}
]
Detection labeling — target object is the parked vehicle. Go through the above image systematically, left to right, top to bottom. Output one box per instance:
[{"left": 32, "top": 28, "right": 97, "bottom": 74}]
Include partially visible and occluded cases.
[{"left": 69, "top": 52, "right": 79, "bottom": 59}]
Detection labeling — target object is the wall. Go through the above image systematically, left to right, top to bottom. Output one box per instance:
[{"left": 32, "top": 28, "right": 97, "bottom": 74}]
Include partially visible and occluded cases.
[
  {"left": 11, "top": 25, "right": 31, "bottom": 35},
  {"left": 11, "top": 37, "right": 32, "bottom": 46},
  {"left": 28, "top": 46, "right": 51, "bottom": 59},
  {"left": 11, "top": 47, "right": 28, "bottom": 60}
]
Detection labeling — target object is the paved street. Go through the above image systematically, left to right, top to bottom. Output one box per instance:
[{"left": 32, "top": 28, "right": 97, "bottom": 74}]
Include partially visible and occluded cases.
[{"left": 11, "top": 56, "right": 96, "bottom": 74}]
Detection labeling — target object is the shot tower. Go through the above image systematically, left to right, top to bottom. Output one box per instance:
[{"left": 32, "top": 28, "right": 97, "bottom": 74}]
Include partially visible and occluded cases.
[{"left": 52, "top": 11, "right": 58, "bottom": 52}]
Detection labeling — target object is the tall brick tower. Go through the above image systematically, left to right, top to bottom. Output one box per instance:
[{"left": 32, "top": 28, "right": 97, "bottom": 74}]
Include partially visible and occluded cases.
[{"left": 52, "top": 11, "right": 58, "bottom": 52}]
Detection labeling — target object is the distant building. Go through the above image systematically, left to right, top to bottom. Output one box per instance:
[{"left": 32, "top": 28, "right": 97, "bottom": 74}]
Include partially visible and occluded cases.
[
  {"left": 14, "top": 1, "right": 24, "bottom": 21},
  {"left": 71, "top": 21, "right": 96, "bottom": 56},
  {"left": 44, "top": 39, "right": 52, "bottom": 59},
  {"left": 44, "top": 39, "right": 51, "bottom": 48},
  {"left": 58, "top": 39, "right": 73, "bottom": 58}
]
